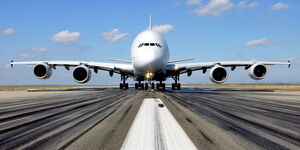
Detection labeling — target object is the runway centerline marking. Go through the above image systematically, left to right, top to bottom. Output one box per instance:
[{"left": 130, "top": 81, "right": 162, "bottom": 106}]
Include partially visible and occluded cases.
[{"left": 121, "top": 98, "right": 197, "bottom": 150}]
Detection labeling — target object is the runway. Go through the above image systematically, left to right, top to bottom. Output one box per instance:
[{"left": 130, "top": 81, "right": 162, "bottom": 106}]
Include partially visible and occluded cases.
[
  {"left": 0, "top": 87, "right": 299, "bottom": 150},
  {"left": 0, "top": 89, "right": 138, "bottom": 150}
]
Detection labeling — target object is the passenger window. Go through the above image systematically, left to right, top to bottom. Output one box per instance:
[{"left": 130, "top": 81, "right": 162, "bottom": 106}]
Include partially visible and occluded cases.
[
  {"left": 144, "top": 43, "right": 149, "bottom": 46},
  {"left": 150, "top": 43, "right": 155, "bottom": 46}
]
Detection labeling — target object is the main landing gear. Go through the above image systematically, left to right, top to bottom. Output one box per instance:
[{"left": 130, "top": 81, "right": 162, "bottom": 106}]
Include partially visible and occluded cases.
[
  {"left": 120, "top": 74, "right": 129, "bottom": 90},
  {"left": 171, "top": 74, "right": 181, "bottom": 90},
  {"left": 134, "top": 81, "right": 165, "bottom": 90},
  {"left": 134, "top": 81, "right": 155, "bottom": 90},
  {"left": 135, "top": 81, "right": 145, "bottom": 89},
  {"left": 156, "top": 81, "right": 166, "bottom": 90}
]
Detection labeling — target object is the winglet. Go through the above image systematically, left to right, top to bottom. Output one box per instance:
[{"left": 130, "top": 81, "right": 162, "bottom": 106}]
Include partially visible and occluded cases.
[
  {"left": 10, "top": 60, "right": 14, "bottom": 68},
  {"left": 288, "top": 60, "right": 291, "bottom": 68}
]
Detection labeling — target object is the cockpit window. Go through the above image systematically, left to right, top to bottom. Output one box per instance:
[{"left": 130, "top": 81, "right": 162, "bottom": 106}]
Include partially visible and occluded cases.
[
  {"left": 138, "top": 43, "right": 162, "bottom": 48},
  {"left": 138, "top": 43, "right": 144, "bottom": 48}
]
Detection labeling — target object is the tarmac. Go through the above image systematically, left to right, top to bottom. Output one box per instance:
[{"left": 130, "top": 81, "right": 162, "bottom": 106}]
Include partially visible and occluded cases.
[{"left": 0, "top": 87, "right": 299, "bottom": 150}]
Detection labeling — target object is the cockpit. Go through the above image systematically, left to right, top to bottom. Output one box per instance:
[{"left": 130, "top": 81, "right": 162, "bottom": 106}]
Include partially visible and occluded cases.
[{"left": 138, "top": 43, "right": 162, "bottom": 48}]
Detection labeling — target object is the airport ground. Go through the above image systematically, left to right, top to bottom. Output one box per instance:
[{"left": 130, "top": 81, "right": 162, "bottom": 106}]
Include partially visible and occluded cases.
[{"left": 0, "top": 85, "right": 299, "bottom": 150}]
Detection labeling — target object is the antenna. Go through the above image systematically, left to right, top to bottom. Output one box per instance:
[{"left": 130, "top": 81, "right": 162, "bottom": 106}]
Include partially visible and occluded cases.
[{"left": 149, "top": 15, "right": 152, "bottom": 30}]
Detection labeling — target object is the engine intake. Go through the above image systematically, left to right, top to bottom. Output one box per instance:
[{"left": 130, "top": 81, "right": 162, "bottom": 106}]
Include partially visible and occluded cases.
[
  {"left": 33, "top": 63, "right": 52, "bottom": 79},
  {"left": 249, "top": 64, "right": 267, "bottom": 80},
  {"left": 73, "top": 65, "right": 91, "bottom": 83},
  {"left": 209, "top": 65, "right": 228, "bottom": 84}
]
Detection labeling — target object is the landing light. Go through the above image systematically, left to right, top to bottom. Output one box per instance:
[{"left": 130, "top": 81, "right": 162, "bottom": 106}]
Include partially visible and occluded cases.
[{"left": 145, "top": 72, "right": 154, "bottom": 79}]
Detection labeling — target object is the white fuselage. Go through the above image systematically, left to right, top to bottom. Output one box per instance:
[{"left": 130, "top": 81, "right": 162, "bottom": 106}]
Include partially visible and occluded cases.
[{"left": 131, "top": 30, "right": 169, "bottom": 81}]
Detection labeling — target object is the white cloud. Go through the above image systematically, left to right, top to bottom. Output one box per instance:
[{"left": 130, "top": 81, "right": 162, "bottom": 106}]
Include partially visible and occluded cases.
[
  {"left": 186, "top": 0, "right": 202, "bottom": 5},
  {"left": 193, "top": 0, "right": 234, "bottom": 16},
  {"left": 237, "top": 1, "right": 258, "bottom": 9},
  {"left": 270, "top": 2, "right": 292, "bottom": 11},
  {"left": 152, "top": 24, "right": 174, "bottom": 34},
  {"left": 0, "top": 28, "right": 15, "bottom": 35},
  {"left": 101, "top": 28, "right": 129, "bottom": 43},
  {"left": 51, "top": 30, "right": 80, "bottom": 44},
  {"left": 244, "top": 38, "right": 277, "bottom": 47},
  {"left": 32, "top": 46, "right": 50, "bottom": 52},
  {"left": 19, "top": 54, "right": 35, "bottom": 59}
]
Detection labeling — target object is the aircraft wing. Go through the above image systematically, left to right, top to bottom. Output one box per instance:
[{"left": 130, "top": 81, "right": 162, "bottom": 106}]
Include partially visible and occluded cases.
[
  {"left": 10, "top": 60, "right": 134, "bottom": 75},
  {"left": 166, "top": 60, "right": 291, "bottom": 74}
]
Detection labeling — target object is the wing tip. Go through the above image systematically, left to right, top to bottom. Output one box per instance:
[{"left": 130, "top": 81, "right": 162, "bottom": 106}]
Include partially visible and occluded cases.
[
  {"left": 10, "top": 60, "right": 14, "bottom": 68},
  {"left": 288, "top": 60, "right": 291, "bottom": 68}
]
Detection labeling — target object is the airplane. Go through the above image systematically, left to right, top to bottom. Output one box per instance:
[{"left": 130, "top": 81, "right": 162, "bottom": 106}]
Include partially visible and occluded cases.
[{"left": 10, "top": 16, "right": 291, "bottom": 90}]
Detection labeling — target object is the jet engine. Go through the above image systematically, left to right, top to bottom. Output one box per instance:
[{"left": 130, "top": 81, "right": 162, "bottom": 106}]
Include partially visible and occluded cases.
[
  {"left": 33, "top": 63, "right": 52, "bottom": 79},
  {"left": 248, "top": 64, "right": 267, "bottom": 80},
  {"left": 73, "top": 65, "right": 91, "bottom": 83},
  {"left": 209, "top": 65, "right": 228, "bottom": 84}
]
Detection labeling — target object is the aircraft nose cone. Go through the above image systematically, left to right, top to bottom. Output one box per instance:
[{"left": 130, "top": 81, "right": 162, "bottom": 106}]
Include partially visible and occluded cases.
[{"left": 134, "top": 49, "right": 161, "bottom": 69}]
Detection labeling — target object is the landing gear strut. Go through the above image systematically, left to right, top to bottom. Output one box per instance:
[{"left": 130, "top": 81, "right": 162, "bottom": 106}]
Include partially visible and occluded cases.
[
  {"left": 120, "top": 74, "right": 129, "bottom": 90},
  {"left": 172, "top": 74, "right": 181, "bottom": 90}
]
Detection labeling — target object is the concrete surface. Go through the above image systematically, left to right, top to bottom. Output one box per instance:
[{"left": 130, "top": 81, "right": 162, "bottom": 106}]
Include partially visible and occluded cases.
[{"left": 121, "top": 98, "right": 197, "bottom": 150}]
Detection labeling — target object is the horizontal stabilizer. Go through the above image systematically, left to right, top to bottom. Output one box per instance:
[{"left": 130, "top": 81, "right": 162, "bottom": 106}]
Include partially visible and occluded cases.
[
  {"left": 108, "top": 58, "right": 131, "bottom": 64},
  {"left": 168, "top": 58, "right": 194, "bottom": 63}
]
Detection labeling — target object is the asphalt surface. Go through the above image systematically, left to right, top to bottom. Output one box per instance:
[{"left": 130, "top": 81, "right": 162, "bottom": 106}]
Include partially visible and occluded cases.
[
  {"left": 0, "top": 87, "right": 299, "bottom": 150},
  {"left": 164, "top": 88, "right": 300, "bottom": 150},
  {"left": 0, "top": 89, "right": 138, "bottom": 150}
]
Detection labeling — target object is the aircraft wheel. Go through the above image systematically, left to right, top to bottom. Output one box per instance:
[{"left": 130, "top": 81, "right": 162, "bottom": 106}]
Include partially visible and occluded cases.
[
  {"left": 119, "top": 83, "right": 123, "bottom": 89},
  {"left": 141, "top": 83, "right": 145, "bottom": 89},
  {"left": 145, "top": 83, "right": 149, "bottom": 89},
  {"left": 151, "top": 83, "right": 155, "bottom": 89}
]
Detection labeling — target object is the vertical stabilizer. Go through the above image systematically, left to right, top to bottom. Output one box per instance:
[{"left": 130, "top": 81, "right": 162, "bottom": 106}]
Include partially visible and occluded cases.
[{"left": 149, "top": 15, "right": 152, "bottom": 30}]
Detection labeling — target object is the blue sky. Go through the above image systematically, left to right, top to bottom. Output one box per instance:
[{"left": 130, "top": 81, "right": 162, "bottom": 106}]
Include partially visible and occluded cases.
[{"left": 0, "top": 0, "right": 299, "bottom": 85}]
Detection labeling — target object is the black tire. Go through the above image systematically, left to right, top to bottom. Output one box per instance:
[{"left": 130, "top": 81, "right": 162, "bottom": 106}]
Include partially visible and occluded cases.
[
  {"left": 119, "top": 83, "right": 123, "bottom": 89},
  {"left": 125, "top": 83, "right": 129, "bottom": 89},
  {"left": 135, "top": 83, "right": 138, "bottom": 89},
  {"left": 141, "top": 83, "right": 144, "bottom": 89},
  {"left": 145, "top": 83, "right": 149, "bottom": 89},
  {"left": 151, "top": 83, "right": 155, "bottom": 89},
  {"left": 156, "top": 83, "right": 159, "bottom": 89},
  {"left": 162, "top": 83, "right": 166, "bottom": 90},
  {"left": 171, "top": 83, "right": 175, "bottom": 90},
  {"left": 178, "top": 83, "right": 181, "bottom": 90}
]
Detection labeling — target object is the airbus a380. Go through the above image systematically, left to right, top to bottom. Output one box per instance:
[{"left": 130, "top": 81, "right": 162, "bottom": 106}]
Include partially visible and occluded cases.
[{"left": 11, "top": 17, "right": 291, "bottom": 90}]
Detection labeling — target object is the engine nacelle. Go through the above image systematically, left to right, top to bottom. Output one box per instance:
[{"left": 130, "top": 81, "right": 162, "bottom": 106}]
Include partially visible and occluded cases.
[
  {"left": 33, "top": 63, "right": 52, "bottom": 79},
  {"left": 248, "top": 64, "right": 267, "bottom": 80},
  {"left": 73, "top": 65, "right": 91, "bottom": 83},
  {"left": 209, "top": 65, "right": 228, "bottom": 84}
]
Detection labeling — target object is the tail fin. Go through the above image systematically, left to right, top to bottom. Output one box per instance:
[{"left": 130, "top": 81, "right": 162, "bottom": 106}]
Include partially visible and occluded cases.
[{"left": 149, "top": 15, "right": 152, "bottom": 30}]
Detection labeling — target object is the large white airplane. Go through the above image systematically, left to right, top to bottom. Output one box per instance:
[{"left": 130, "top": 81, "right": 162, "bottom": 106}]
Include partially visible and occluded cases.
[{"left": 10, "top": 17, "right": 291, "bottom": 90}]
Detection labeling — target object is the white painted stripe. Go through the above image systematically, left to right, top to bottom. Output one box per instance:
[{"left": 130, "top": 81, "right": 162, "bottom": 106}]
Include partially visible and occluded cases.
[{"left": 121, "top": 98, "right": 197, "bottom": 150}]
